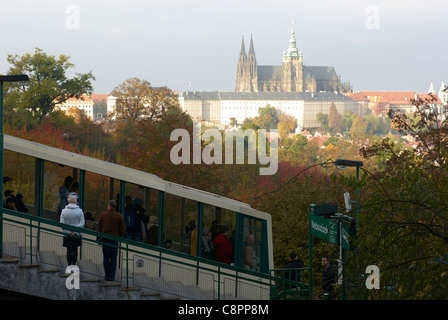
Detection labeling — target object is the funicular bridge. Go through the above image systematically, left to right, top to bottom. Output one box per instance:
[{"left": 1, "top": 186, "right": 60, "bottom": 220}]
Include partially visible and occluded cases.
[{"left": 0, "top": 135, "right": 311, "bottom": 300}]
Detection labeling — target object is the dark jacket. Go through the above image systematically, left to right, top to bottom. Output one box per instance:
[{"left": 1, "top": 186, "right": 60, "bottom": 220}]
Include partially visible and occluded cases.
[
  {"left": 284, "top": 258, "right": 304, "bottom": 283},
  {"left": 322, "top": 263, "right": 336, "bottom": 293}
]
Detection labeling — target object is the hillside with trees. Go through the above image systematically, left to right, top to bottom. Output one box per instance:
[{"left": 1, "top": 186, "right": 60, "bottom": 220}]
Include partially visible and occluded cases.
[{"left": 2, "top": 48, "right": 447, "bottom": 299}]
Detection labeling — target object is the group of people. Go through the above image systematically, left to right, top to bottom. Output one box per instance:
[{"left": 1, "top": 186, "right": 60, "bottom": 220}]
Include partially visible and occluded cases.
[
  {"left": 3, "top": 175, "right": 28, "bottom": 213},
  {"left": 57, "top": 175, "right": 147, "bottom": 282},
  {"left": 3, "top": 189, "right": 28, "bottom": 213},
  {"left": 59, "top": 192, "right": 126, "bottom": 281},
  {"left": 121, "top": 195, "right": 158, "bottom": 246},
  {"left": 183, "top": 220, "right": 237, "bottom": 265},
  {"left": 184, "top": 221, "right": 261, "bottom": 272},
  {"left": 282, "top": 251, "right": 336, "bottom": 299}
]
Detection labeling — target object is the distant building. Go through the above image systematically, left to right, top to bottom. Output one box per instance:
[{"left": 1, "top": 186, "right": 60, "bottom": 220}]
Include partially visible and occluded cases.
[
  {"left": 235, "top": 22, "right": 351, "bottom": 94},
  {"left": 345, "top": 81, "right": 445, "bottom": 118},
  {"left": 178, "top": 91, "right": 369, "bottom": 129},
  {"left": 54, "top": 94, "right": 94, "bottom": 119}
]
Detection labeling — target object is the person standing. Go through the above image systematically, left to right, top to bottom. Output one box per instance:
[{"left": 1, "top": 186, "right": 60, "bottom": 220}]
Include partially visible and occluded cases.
[
  {"left": 57, "top": 176, "right": 73, "bottom": 216},
  {"left": 60, "top": 194, "right": 85, "bottom": 266},
  {"left": 97, "top": 199, "right": 126, "bottom": 281},
  {"left": 283, "top": 251, "right": 304, "bottom": 285},
  {"left": 322, "top": 255, "right": 336, "bottom": 299}
]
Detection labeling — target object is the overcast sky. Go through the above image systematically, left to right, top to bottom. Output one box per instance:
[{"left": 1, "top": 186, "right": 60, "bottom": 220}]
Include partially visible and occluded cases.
[{"left": 1, "top": 0, "right": 447, "bottom": 94}]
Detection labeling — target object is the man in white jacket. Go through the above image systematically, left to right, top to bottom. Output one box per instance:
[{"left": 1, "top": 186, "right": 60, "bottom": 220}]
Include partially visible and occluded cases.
[{"left": 60, "top": 194, "right": 85, "bottom": 266}]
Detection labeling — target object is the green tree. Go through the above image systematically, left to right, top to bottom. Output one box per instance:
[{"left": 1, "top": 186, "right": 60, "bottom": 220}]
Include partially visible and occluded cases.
[
  {"left": 4, "top": 47, "right": 95, "bottom": 121},
  {"left": 345, "top": 94, "right": 448, "bottom": 299},
  {"left": 254, "top": 104, "right": 279, "bottom": 130},
  {"left": 342, "top": 111, "right": 357, "bottom": 132},
  {"left": 316, "top": 112, "right": 329, "bottom": 132},
  {"left": 349, "top": 116, "right": 368, "bottom": 140},
  {"left": 241, "top": 117, "right": 260, "bottom": 131}
]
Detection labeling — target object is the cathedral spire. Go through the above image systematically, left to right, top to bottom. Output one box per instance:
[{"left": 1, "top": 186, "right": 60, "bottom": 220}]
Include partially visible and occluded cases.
[
  {"left": 284, "top": 21, "right": 299, "bottom": 57},
  {"left": 248, "top": 34, "right": 255, "bottom": 55},
  {"left": 239, "top": 36, "right": 246, "bottom": 58},
  {"left": 428, "top": 81, "right": 435, "bottom": 94}
]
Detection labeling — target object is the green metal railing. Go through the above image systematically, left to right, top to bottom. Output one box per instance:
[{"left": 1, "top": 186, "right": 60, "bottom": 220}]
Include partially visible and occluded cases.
[
  {"left": 1, "top": 208, "right": 274, "bottom": 300},
  {"left": 269, "top": 268, "right": 311, "bottom": 300}
]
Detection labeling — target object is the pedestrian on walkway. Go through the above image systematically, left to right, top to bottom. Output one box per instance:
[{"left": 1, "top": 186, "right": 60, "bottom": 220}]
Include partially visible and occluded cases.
[
  {"left": 60, "top": 194, "right": 85, "bottom": 266},
  {"left": 97, "top": 199, "right": 126, "bottom": 281}
]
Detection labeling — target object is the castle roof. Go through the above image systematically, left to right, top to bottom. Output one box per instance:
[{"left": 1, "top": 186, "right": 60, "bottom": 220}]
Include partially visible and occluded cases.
[
  {"left": 256, "top": 65, "right": 339, "bottom": 82},
  {"left": 257, "top": 66, "right": 282, "bottom": 81},
  {"left": 180, "top": 91, "right": 353, "bottom": 101},
  {"left": 345, "top": 91, "right": 441, "bottom": 104}
]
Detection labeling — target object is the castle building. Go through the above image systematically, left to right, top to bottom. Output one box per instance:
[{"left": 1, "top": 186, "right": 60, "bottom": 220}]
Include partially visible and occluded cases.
[
  {"left": 235, "top": 23, "right": 351, "bottom": 93},
  {"left": 178, "top": 91, "right": 370, "bottom": 129}
]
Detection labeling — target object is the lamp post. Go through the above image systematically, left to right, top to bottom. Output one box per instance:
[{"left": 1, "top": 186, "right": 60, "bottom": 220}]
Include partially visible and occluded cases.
[
  {"left": 0, "top": 74, "right": 29, "bottom": 257},
  {"left": 334, "top": 159, "right": 363, "bottom": 300},
  {"left": 334, "top": 159, "right": 363, "bottom": 224}
]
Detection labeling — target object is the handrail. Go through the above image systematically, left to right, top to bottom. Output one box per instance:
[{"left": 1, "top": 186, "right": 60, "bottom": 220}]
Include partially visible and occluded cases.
[
  {"left": 1, "top": 207, "right": 271, "bottom": 300},
  {"left": 269, "top": 267, "right": 311, "bottom": 300}
]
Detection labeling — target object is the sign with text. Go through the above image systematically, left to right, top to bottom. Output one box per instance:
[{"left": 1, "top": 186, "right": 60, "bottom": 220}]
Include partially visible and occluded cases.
[{"left": 309, "top": 213, "right": 339, "bottom": 246}]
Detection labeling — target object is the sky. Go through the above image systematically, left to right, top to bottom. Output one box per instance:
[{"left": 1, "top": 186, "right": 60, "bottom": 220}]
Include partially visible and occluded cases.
[{"left": 1, "top": 0, "right": 447, "bottom": 94}]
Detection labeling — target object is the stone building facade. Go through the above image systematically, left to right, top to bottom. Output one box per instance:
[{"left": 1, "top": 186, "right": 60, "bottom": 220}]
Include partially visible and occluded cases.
[{"left": 235, "top": 23, "right": 351, "bottom": 94}]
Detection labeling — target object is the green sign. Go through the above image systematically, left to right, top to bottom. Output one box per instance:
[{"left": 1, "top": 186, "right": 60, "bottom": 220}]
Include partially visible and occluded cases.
[
  {"left": 309, "top": 213, "right": 339, "bottom": 246},
  {"left": 340, "top": 223, "right": 350, "bottom": 250}
]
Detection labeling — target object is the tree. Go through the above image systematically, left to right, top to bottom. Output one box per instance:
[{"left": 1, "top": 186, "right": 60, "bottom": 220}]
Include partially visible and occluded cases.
[
  {"left": 4, "top": 47, "right": 95, "bottom": 121},
  {"left": 109, "top": 77, "right": 152, "bottom": 124},
  {"left": 109, "top": 78, "right": 180, "bottom": 153},
  {"left": 110, "top": 78, "right": 179, "bottom": 124},
  {"left": 345, "top": 94, "right": 448, "bottom": 299},
  {"left": 328, "top": 102, "right": 343, "bottom": 132},
  {"left": 253, "top": 104, "right": 279, "bottom": 130},
  {"left": 116, "top": 105, "right": 195, "bottom": 183},
  {"left": 342, "top": 111, "right": 357, "bottom": 132},
  {"left": 316, "top": 112, "right": 329, "bottom": 132},
  {"left": 277, "top": 114, "right": 298, "bottom": 139},
  {"left": 349, "top": 116, "right": 368, "bottom": 140}
]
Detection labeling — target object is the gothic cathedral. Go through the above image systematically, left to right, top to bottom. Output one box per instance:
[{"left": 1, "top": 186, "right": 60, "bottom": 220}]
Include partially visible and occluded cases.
[{"left": 235, "top": 23, "right": 351, "bottom": 93}]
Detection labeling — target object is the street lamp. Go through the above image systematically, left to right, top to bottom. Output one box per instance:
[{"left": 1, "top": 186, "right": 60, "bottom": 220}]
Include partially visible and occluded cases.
[
  {"left": 0, "top": 74, "right": 29, "bottom": 257},
  {"left": 334, "top": 159, "right": 363, "bottom": 300},
  {"left": 335, "top": 159, "right": 363, "bottom": 224}
]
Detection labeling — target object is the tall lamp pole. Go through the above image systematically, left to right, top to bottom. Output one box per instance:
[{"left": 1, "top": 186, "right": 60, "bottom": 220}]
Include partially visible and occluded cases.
[
  {"left": 0, "top": 74, "right": 29, "bottom": 257},
  {"left": 334, "top": 159, "right": 363, "bottom": 300},
  {"left": 334, "top": 159, "right": 363, "bottom": 224}
]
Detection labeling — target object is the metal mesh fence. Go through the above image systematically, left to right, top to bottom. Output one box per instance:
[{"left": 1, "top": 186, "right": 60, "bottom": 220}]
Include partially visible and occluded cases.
[{"left": 2, "top": 212, "right": 272, "bottom": 300}]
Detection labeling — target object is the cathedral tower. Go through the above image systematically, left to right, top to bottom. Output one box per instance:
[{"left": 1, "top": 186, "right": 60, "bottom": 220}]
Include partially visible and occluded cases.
[
  {"left": 281, "top": 22, "right": 303, "bottom": 92},
  {"left": 235, "top": 23, "right": 349, "bottom": 93},
  {"left": 235, "top": 36, "right": 258, "bottom": 92}
]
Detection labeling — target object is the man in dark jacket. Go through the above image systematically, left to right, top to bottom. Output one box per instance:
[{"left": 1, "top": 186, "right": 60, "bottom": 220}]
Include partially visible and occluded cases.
[
  {"left": 284, "top": 251, "right": 304, "bottom": 286},
  {"left": 322, "top": 255, "right": 336, "bottom": 299}
]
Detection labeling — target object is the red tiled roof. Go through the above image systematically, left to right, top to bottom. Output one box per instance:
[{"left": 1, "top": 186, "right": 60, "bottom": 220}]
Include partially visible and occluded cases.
[
  {"left": 360, "top": 91, "right": 416, "bottom": 104},
  {"left": 344, "top": 92, "right": 369, "bottom": 101},
  {"left": 416, "top": 93, "right": 441, "bottom": 103},
  {"left": 64, "top": 94, "right": 93, "bottom": 102},
  {"left": 90, "top": 94, "right": 109, "bottom": 102}
]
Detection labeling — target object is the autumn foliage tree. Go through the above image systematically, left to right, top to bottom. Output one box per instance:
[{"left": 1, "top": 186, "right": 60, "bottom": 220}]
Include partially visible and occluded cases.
[
  {"left": 344, "top": 94, "right": 448, "bottom": 299},
  {"left": 328, "top": 102, "right": 343, "bottom": 132}
]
